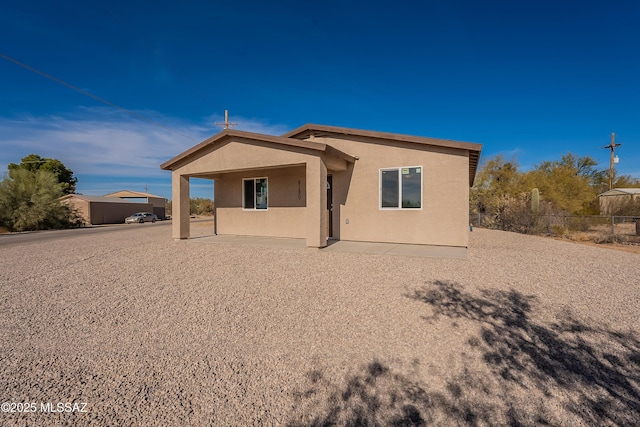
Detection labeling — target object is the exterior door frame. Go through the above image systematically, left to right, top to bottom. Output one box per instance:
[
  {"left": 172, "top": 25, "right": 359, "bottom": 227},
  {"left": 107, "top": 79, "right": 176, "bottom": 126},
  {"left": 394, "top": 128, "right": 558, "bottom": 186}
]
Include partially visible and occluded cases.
[{"left": 327, "top": 175, "right": 333, "bottom": 238}]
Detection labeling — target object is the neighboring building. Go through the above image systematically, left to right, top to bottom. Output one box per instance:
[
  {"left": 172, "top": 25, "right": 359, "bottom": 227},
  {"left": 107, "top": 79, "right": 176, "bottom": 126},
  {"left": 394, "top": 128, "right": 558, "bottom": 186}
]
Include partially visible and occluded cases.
[
  {"left": 160, "top": 124, "right": 482, "bottom": 251},
  {"left": 598, "top": 188, "right": 640, "bottom": 215},
  {"left": 103, "top": 190, "right": 167, "bottom": 219},
  {"left": 61, "top": 195, "right": 154, "bottom": 225}
]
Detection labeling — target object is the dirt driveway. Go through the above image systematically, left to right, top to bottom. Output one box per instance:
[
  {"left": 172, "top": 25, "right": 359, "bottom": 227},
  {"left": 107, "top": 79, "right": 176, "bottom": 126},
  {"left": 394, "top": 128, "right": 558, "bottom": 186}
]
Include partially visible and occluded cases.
[{"left": 1, "top": 224, "right": 639, "bottom": 425}]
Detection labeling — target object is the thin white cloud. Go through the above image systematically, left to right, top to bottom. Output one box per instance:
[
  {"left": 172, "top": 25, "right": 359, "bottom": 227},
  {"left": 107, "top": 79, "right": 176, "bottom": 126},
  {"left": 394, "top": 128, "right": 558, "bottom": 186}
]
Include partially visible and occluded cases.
[
  {"left": 0, "top": 108, "right": 289, "bottom": 198},
  {"left": 1, "top": 109, "right": 290, "bottom": 173},
  {"left": 1, "top": 115, "right": 188, "bottom": 176}
]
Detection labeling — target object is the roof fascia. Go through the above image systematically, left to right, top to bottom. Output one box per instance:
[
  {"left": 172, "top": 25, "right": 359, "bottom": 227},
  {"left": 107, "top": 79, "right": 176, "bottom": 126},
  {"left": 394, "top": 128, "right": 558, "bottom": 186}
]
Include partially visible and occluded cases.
[
  {"left": 283, "top": 124, "right": 482, "bottom": 152},
  {"left": 284, "top": 124, "right": 481, "bottom": 186},
  {"left": 161, "top": 129, "right": 354, "bottom": 171},
  {"left": 599, "top": 188, "right": 640, "bottom": 196},
  {"left": 104, "top": 190, "right": 161, "bottom": 198}
]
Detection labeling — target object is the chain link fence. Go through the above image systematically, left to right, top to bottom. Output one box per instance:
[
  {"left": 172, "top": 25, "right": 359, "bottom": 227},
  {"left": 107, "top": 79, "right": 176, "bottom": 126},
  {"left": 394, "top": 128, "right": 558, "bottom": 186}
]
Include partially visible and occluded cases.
[{"left": 471, "top": 212, "right": 640, "bottom": 245}]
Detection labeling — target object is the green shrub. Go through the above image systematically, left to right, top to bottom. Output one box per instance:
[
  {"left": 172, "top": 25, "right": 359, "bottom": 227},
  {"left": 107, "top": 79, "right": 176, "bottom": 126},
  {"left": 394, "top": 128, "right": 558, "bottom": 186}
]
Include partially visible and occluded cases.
[{"left": 0, "top": 169, "right": 83, "bottom": 232}]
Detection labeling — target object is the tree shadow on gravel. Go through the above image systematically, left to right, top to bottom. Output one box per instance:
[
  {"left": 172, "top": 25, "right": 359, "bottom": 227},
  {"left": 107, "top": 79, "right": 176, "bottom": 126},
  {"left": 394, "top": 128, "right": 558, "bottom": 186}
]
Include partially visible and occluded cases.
[
  {"left": 408, "top": 280, "right": 640, "bottom": 426},
  {"left": 287, "top": 281, "right": 640, "bottom": 426},
  {"left": 286, "top": 359, "right": 515, "bottom": 426},
  {"left": 287, "top": 360, "right": 448, "bottom": 427}
]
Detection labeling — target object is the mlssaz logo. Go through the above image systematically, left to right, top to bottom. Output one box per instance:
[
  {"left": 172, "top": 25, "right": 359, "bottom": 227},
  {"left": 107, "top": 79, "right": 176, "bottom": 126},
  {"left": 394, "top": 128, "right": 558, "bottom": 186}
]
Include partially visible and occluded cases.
[{"left": 40, "top": 402, "right": 88, "bottom": 413}]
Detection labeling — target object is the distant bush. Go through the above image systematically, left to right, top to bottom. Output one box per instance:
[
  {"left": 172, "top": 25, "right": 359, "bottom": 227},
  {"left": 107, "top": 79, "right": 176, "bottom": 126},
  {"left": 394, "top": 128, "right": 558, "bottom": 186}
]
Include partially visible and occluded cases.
[
  {"left": 0, "top": 169, "right": 84, "bottom": 232},
  {"left": 493, "top": 193, "right": 536, "bottom": 234},
  {"left": 190, "top": 197, "right": 214, "bottom": 216},
  {"left": 607, "top": 197, "right": 640, "bottom": 217}
]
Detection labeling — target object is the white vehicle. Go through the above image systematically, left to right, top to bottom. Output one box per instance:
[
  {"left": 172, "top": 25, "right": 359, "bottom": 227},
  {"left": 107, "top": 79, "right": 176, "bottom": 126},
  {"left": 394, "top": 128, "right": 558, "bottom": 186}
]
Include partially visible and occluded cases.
[{"left": 125, "top": 212, "right": 158, "bottom": 224}]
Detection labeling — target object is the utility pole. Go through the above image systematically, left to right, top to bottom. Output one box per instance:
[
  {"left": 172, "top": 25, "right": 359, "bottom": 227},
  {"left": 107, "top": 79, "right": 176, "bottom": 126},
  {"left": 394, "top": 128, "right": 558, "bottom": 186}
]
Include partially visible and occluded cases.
[
  {"left": 215, "top": 110, "right": 238, "bottom": 130},
  {"left": 602, "top": 133, "right": 621, "bottom": 190}
]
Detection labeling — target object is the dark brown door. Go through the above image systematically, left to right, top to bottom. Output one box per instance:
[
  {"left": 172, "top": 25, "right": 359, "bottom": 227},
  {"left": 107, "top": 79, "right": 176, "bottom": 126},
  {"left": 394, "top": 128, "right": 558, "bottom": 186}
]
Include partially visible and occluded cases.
[{"left": 327, "top": 175, "right": 333, "bottom": 238}]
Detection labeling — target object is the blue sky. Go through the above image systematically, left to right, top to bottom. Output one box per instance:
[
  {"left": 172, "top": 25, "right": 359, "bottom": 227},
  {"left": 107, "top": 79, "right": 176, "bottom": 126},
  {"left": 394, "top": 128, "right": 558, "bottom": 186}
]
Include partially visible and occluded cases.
[{"left": 1, "top": 0, "right": 639, "bottom": 200}]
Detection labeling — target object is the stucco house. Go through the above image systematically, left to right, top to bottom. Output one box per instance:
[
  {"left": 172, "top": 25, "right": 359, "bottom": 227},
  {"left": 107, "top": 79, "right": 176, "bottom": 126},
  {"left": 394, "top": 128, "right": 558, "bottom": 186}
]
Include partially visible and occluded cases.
[
  {"left": 160, "top": 124, "right": 482, "bottom": 251},
  {"left": 598, "top": 188, "right": 640, "bottom": 215}
]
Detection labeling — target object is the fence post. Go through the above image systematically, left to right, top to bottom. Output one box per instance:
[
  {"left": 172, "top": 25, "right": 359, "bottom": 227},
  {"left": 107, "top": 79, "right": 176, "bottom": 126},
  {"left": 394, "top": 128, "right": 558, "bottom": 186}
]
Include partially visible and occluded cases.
[{"left": 611, "top": 216, "right": 615, "bottom": 236}]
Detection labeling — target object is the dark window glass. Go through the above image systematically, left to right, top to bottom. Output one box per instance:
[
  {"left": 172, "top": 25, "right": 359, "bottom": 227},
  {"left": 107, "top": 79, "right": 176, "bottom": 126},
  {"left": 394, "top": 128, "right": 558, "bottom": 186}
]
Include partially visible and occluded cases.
[
  {"left": 401, "top": 167, "right": 421, "bottom": 208},
  {"left": 381, "top": 170, "right": 399, "bottom": 208},
  {"left": 255, "top": 178, "right": 267, "bottom": 209},
  {"left": 244, "top": 179, "right": 254, "bottom": 209}
]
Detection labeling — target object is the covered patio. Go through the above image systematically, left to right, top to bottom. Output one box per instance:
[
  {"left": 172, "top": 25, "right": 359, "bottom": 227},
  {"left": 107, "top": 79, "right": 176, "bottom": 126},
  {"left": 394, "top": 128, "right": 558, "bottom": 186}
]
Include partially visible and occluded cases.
[{"left": 160, "top": 129, "right": 355, "bottom": 247}]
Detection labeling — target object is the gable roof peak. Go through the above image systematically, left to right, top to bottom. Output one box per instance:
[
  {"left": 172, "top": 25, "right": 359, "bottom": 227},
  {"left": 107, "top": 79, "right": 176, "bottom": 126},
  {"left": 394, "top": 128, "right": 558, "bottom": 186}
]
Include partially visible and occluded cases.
[{"left": 160, "top": 127, "right": 356, "bottom": 171}]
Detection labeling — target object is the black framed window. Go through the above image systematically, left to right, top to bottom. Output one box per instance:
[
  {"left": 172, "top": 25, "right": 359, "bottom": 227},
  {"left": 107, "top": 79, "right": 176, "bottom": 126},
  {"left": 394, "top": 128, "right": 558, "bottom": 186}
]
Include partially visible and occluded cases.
[
  {"left": 380, "top": 167, "right": 422, "bottom": 209},
  {"left": 243, "top": 178, "right": 268, "bottom": 210}
]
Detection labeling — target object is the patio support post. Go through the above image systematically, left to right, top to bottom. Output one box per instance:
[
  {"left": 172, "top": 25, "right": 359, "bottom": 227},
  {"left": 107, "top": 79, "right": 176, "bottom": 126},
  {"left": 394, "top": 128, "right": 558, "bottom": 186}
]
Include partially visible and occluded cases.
[
  {"left": 306, "top": 158, "right": 328, "bottom": 247},
  {"left": 172, "top": 173, "right": 190, "bottom": 239},
  {"left": 211, "top": 179, "right": 217, "bottom": 235}
]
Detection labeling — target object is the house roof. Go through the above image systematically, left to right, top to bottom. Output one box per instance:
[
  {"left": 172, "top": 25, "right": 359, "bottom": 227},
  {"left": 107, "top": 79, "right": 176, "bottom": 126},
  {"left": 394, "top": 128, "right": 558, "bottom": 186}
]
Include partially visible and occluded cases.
[
  {"left": 282, "top": 124, "right": 483, "bottom": 186},
  {"left": 160, "top": 125, "right": 482, "bottom": 186},
  {"left": 160, "top": 129, "right": 357, "bottom": 171},
  {"left": 599, "top": 188, "right": 640, "bottom": 197},
  {"left": 103, "top": 190, "right": 165, "bottom": 199},
  {"left": 61, "top": 194, "right": 147, "bottom": 204}
]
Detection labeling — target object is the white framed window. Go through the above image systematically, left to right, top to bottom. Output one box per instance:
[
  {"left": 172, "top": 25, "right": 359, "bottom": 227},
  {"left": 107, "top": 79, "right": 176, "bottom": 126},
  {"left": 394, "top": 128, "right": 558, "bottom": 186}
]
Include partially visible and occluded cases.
[
  {"left": 380, "top": 166, "right": 422, "bottom": 209},
  {"left": 243, "top": 177, "right": 268, "bottom": 210}
]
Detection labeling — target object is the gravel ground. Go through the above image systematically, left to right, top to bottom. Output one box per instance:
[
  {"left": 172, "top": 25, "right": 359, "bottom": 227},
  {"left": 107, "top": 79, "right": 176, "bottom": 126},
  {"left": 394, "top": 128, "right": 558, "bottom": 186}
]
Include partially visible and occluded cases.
[{"left": 1, "top": 222, "right": 639, "bottom": 426}]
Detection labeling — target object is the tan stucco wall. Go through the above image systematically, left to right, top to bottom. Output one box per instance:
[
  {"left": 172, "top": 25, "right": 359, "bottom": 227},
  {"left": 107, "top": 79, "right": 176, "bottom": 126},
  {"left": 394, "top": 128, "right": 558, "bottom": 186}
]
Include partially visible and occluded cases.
[
  {"left": 168, "top": 134, "right": 471, "bottom": 248},
  {"left": 314, "top": 135, "right": 471, "bottom": 247},
  {"left": 170, "top": 140, "right": 327, "bottom": 246},
  {"left": 173, "top": 140, "right": 314, "bottom": 176},
  {"left": 305, "top": 156, "right": 328, "bottom": 247},
  {"left": 214, "top": 166, "right": 307, "bottom": 238},
  {"left": 215, "top": 166, "right": 306, "bottom": 208},
  {"left": 172, "top": 173, "right": 190, "bottom": 239},
  {"left": 216, "top": 207, "right": 305, "bottom": 238}
]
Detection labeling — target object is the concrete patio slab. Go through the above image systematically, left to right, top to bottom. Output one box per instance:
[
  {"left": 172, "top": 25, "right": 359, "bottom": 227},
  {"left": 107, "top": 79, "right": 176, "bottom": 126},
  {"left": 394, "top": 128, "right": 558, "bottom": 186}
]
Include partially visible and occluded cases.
[
  {"left": 200, "top": 234, "right": 307, "bottom": 249},
  {"left": 201, "top": 235, "right": 467, "bottom": 259},
  {"left": 324, "top": 240, "right": 467, "bottom": 259}
]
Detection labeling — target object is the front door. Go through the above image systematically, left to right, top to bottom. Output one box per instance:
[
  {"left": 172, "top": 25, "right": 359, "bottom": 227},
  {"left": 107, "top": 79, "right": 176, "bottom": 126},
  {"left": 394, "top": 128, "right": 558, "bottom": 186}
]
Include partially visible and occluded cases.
[{"left": 327, "top": 175, "right": 333, "bottom": 238}]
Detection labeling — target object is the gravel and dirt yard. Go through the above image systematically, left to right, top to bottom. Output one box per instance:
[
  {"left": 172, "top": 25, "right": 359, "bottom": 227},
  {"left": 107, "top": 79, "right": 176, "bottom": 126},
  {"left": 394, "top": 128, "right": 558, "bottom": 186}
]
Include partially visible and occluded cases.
[{"left": 1, "top": 222, "right": 639, "bottom": 426}]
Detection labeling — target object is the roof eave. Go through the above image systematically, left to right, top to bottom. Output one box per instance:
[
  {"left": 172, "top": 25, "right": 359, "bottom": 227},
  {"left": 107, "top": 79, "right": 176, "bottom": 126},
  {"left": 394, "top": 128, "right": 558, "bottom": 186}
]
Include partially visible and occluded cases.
[
  {"left": 283, "top": 123, "right": 482, "bottom": 150},
  {"left": 285, "top": 124, "right": 482, "bottom": 187},
  {"left": 160, "top": 129, "right": 355, "bottom": 171},
  {"left": 160, "top": 131, "right": 223, "bottom": 170}
]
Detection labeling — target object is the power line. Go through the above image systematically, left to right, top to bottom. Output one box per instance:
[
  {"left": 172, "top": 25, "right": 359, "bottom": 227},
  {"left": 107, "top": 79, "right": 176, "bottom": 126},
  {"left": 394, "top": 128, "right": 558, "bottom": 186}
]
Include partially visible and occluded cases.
[{"left": 0, "top": 53, "right": 198, "bottom": 142}]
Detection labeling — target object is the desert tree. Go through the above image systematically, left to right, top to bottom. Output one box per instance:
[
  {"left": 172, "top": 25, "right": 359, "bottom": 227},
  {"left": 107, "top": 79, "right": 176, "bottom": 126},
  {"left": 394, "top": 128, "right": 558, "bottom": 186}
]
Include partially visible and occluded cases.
[
  {"left": 521, "top": 153, "right": 598, "bottom": 215},
  {"left": 9, "top": 154, "right": 77, "bottom": 194},
  {"left": 470, "top": 155, "right": 525, "bottom": 216},
  {"left": 0, "top": 168, "right": 82, "bottom": 232},
  {"left": 190, "top": 197, "right": 214, "bottom": 216}
]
